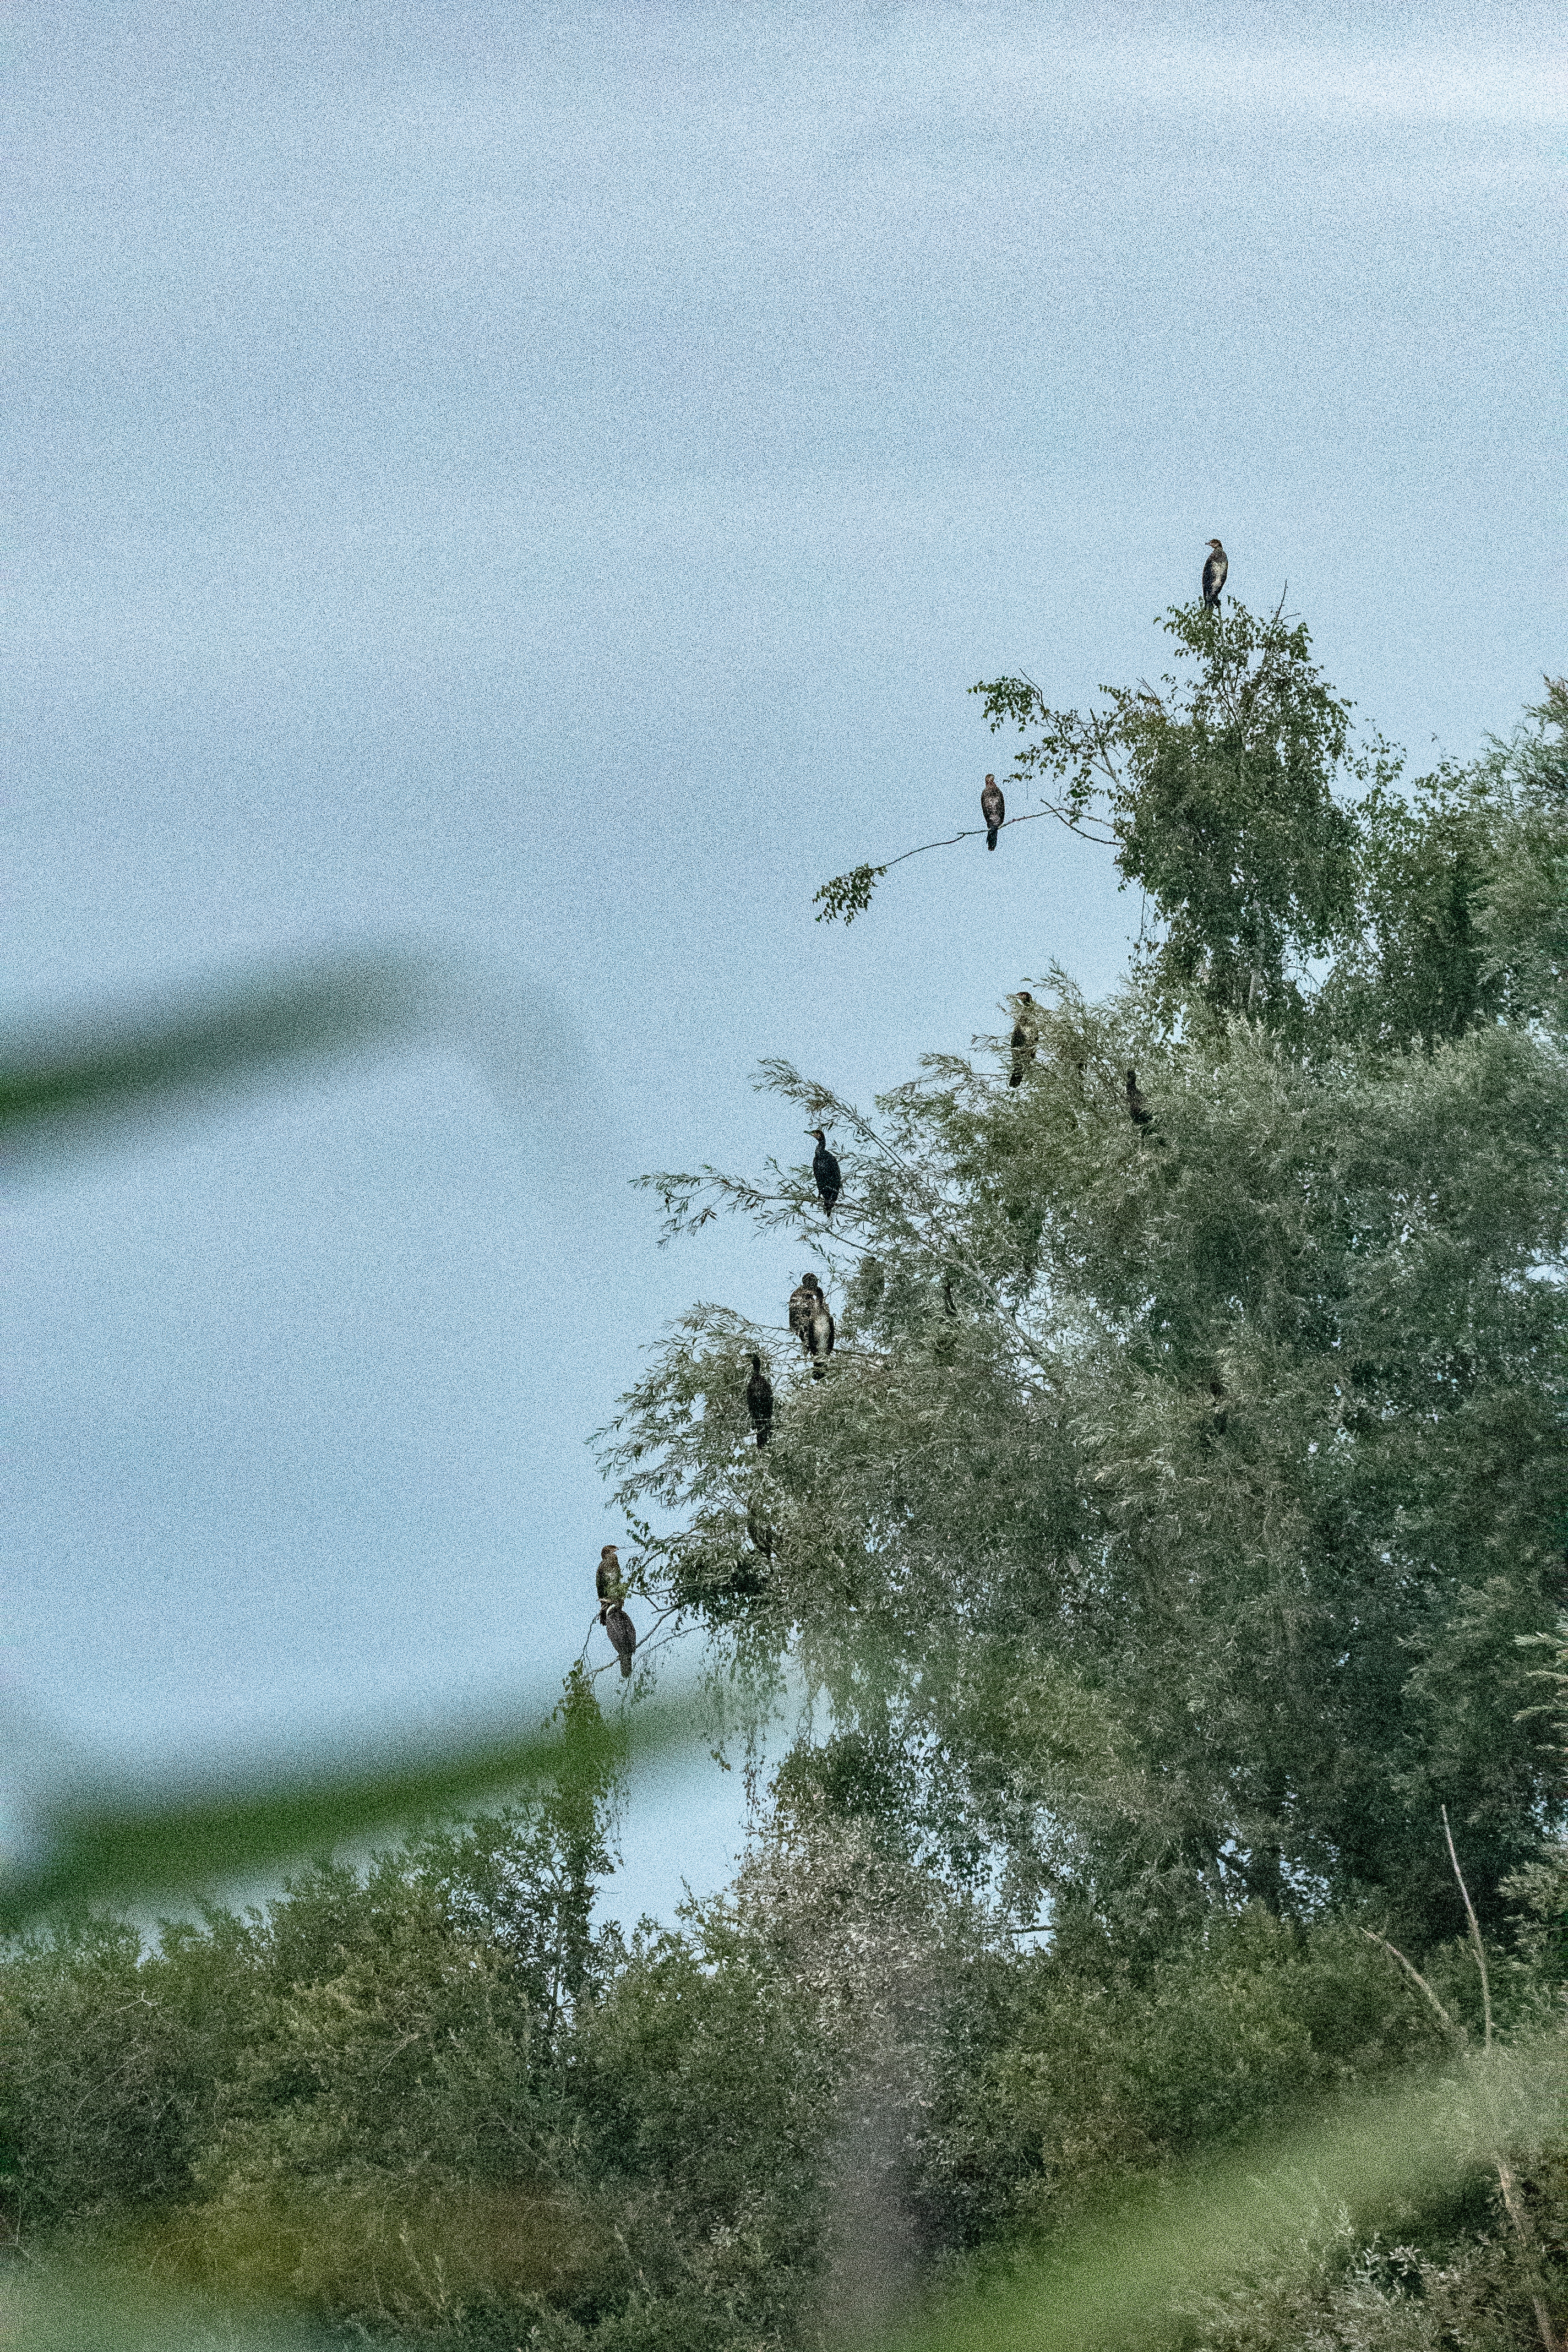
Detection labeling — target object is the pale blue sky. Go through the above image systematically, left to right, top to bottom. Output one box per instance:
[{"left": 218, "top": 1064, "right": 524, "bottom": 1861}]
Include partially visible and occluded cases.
[{"left": 6, "top": 2, "right": 1565, "bottom": 1925}]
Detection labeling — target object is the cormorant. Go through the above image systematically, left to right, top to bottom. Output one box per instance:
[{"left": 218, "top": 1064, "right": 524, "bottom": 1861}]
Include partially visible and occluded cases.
[
  {"left": 1202, "top": 538, "right": 1228, "bottom": 609},
  {"left": 981, "top": 773, "right": 1005, "bottom": 851},
  {"left": 1009, "top": 990, "right": 1037, "bottom": 1087},
  {"left": 1125, "top": 1068, "right": 1153, "bottom": 1127},
  {"left": 807, "top": 1129, "right": 841, "bottom": 1219},
  {"left": 789, "top": 1273, "right": 820, "bottom": 1348},
  {"left": 807, "top": 1290, "right": 836, "bottom": 1380},
  {"left": 745, "top": 1353, "right": 774, "bottom": 1446},
  {"left": 596, "top": 1543, "right": 622, "bottom": 1602},
  {"left": 601, "top": 1600, "right": 636, "bottom": 1678}
]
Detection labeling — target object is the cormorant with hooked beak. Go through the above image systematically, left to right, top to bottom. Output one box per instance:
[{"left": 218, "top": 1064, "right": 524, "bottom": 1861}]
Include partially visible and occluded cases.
[
  {"left": 1202, "top": 539, "right": 1228, "bottom": 609},
  {"left": 981, "top": 773, "right": 1005, "bottom": 851},
  {"left": 1125, "top": 1069, "right": 1153, "bottom": 1128},
  {"left": 807, "top": 1129, "right": 841, "bottom": 1219},
  {"left": 745, "top": 1353, "right": 774, "bottom": 1446},
  {"left": 601, "top": 1600, "right": 636, "bottom": 1678}
]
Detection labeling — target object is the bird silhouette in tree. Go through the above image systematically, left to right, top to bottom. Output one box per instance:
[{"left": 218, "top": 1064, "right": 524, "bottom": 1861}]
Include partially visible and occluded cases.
[
  {"left": 1202, "top": 538, "right": 1228, "bottom": 609},
  {"left": 981, "top": 772, "right": 1006, "bottom": 851},
  {"left": 1009, "top": 990, "right": 1037, "bottom": 1087},
  {"left": 1125, "top": 1068, "right": 1154, "bottom": 1128},
  {"left": 807, "top": 1129, "right": 841, "bottom": 1219},
  {"left": 789, "top": 1273, "right": 821, "bottom": 1349},
  {"left": 745, "top": 1353, "right": 774, "bottom": 1446},
  {"left": 596, "top": 1544, "right": 623, "bottom": 1603},
  {"left": 601, "top": 1599, "right": 636, "bottom": 1678}
]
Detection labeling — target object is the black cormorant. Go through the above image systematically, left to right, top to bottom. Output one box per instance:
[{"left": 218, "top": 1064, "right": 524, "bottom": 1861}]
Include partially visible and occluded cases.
[
  {"left": 1202, "top": 538, "right": 1228, "bottom": 609},
  {"left": 981, "top": 773, "right": 1005, "bottom": 851},
  {"left": 1125, "top": 1068, "right": 1153, "bottom": 1128},
  {"left": 807, "top": 1130, "right": 841, "bottom": 1219},
  {"left": 745, "top": 1353, "right": 774, "bottom": 1446},
  {"left": 601, "top": 1600, "right": 636, "bottom": 1678}
]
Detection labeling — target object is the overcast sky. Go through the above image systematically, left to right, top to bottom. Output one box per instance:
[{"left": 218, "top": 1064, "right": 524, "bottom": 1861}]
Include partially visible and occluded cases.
[{"left": 6, "top": 1, "right": 1565, "bottom": 1926}]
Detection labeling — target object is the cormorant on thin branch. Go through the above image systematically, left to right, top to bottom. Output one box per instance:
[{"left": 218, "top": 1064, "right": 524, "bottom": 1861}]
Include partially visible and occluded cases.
[
  {"left": 1202, "top": 538, "right": 1228, "bottom": 609},
  {"left": 981, "top": 773, "right": 1006, "bottom": 851},
  {"left": 1009, "top": 989, "right": 1037, "bottom": 1087},
  {"left": 1125, "top": 1068, "right": 1153, "bottom": 1128},
  {"left": 807, "top": 1129, "right": 841, "bottom": 1219},
  {"left": 789, "top": 1273, "right": 821, "bottom": 1349},
  {"left": 808, "top": 1289, "right": 836, "bottom": 1380},
  {"left": 745, "top": 1353, "right": 774, "bottom": 1446},
  {"left": 596, "top": 1544, "right": 622, "bottom": 1603},
  {"left": 601, "top": 1600, "right": 636, "bottom": 1678}
]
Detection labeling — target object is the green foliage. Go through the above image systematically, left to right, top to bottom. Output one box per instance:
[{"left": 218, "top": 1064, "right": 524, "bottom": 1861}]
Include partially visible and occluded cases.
[{"left": 814, "top": 864, "right": 888, "bottom": 926}]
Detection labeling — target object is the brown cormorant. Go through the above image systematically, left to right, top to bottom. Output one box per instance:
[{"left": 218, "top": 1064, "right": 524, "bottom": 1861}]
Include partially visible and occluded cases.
[
  {"left": 1202, "top": 538, "right": 1228, "bottom": 609},
  {"left": 981, "top": 773, "right": 1005, "bottom": 851},
  {"left": 1009, "top": 990, "right": 1037, "bottom": 1087},
  {"left": 1125, "top": 1068, "right": 1153, "bottom": 1127},
  {"left": 807, "top": 1130, "right": 841, "bottom": 1219},
  {"left": 788, "top": 1274, "right": 820, "bottom": 1348},
  {"left": 807, "top": 1289, "right": 836, "bottom": 1380},
  {"left": 745, "top": 1353, "right": 774, "bottom": 1445},
  {"left": 596, "top": 1543, "right": 622, "bottom": 1602},
  {"left": 601, "top": 1600, "right": 636, "bottom": 1678}
]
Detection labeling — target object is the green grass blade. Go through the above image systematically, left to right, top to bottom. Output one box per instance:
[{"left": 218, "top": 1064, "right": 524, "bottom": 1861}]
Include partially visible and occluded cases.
[
  {"left": 0, "top": 950, "right": 432, "bottom": 1156},
  {"left": 0, "top": 1689, "right": 701, "bottom": 1930},
  {"left": 871, "top": 2046, "right": 1559, "bottom": 2352}
]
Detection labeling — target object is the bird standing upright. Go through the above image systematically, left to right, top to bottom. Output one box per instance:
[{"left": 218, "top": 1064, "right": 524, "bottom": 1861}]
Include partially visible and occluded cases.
[
  {"left": 1201, "top": 538, "right": 1228, "bottom": 609},
  {"left": 981, "top": 773, "right": 1005, "bottom": 851},
  {"left": 1009, "top": 989, "right": 1037, "bottom": 1088},
  {"left": 1125, "top": 1068, "right": 1153, "bottom": 1127},
  {"left": 807, "top": 1129, "right": 841, "bottom": 1219},
  {"left": 789, "top": 1273, "right": 820, "bottom": 1349},
  {"left": 807, "top": 1287, "right": 836, "bottom": 1380},
  {"left": 745, "top": 1353, "right": 774, "bottom": 1446},
  {"left": 596, "top": 1544, "right": 622, "bottom": 1603},
  {"left": 601, "top": 1600, "right": 636, "bottom": 1678}
]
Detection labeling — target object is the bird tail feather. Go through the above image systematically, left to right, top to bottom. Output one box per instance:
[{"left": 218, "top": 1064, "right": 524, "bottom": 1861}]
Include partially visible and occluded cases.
[{"left": 986, "top": 828, "right": 999, "bottom": 851}]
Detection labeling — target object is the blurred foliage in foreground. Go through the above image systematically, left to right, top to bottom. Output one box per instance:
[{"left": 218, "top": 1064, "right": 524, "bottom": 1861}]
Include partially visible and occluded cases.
[{"left": 4, "top": 645, "right": 1567, "bottom": 2348}]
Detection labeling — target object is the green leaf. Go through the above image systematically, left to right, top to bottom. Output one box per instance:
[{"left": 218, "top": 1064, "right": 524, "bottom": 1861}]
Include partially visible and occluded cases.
[
  {"left": 0, "top": 949, "right": 433, "bottom": 1159},
  {"left": 0, "top": 1688, "right": 703, "bottom": 1930}
]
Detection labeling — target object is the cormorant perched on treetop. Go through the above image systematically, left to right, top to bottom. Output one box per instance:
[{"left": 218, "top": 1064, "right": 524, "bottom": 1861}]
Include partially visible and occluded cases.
[
  {"left": 1202, "top": 538, "right": 1228, "bottom": 609},
  {"left": 981, "top": 773, "right": 1005, "bottom": 851},
  {"left": 1009, "top": 989, "right": 1037, "bottom": 1087},
  {"left": 1125, "top": 1068, "right": 1153, "bottom": 1127},
  {"left": 807, "top": 1130, "right": 841, "bottom": 1219},
  {"left": 789, "top": 1273, "right": 820, "bottom": 1348},
  {"left": 807, "top": 1288, "right": 836, "bottom": 1380},
  {"left": 745, "top": 1353, "right": 774, "bottom": 1446},
  {"left": 596, "top": 1544, "right": 622, "bottom": 1602},
  {"left": 600, "top": 1600, "right": 636, "bottom": 1678}
]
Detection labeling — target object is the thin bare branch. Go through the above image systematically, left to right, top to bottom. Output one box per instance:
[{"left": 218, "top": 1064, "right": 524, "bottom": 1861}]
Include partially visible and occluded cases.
[
  {"left": 1442, "top": 1804, "right": 1494, "bottom": 2052},
  {"left": 1360, "top": 1928, "right": 1461, "bottom": 2039}
]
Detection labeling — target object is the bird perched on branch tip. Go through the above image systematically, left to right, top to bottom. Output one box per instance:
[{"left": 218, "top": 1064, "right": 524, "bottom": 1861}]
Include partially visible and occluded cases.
[
  {"left": 1202, "top": 538, "right": 1228, "bottom": 609},
  {"left": 981, "top": 773, "right": 1005, "bottom": 851},
  {"left": 1009, "top": 989, "right": 1037, "bottom": 1087},
  {"left": 1125, "top": 1068, "right": 1153, "bottom": 1128},
  {"left": 807, "top": 1129, "right": 841, "bottom": 1219},
  {"left": 745, "top": 1353, "right": 774, "bottom": 1446},
  {"left": 596, "top": 1544, "right": 622, "bottom": 1602},
  {"left": 601, "top": 1600, "right": 636, "bottom": 1678}
]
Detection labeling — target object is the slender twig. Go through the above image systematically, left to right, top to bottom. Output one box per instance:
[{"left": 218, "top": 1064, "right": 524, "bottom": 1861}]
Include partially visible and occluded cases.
[
  {"left": 1443, "top": 1804, "right": 1494, "bottom": 2052},
  {"left": 1359, "top": 1928, "right": 1458, "bottom": 2037}
]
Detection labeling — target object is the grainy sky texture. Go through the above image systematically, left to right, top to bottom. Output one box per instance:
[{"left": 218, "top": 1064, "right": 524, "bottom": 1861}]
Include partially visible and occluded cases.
[{"left": 7, "top": 2, "right": 1565, "bottom": 1922}]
